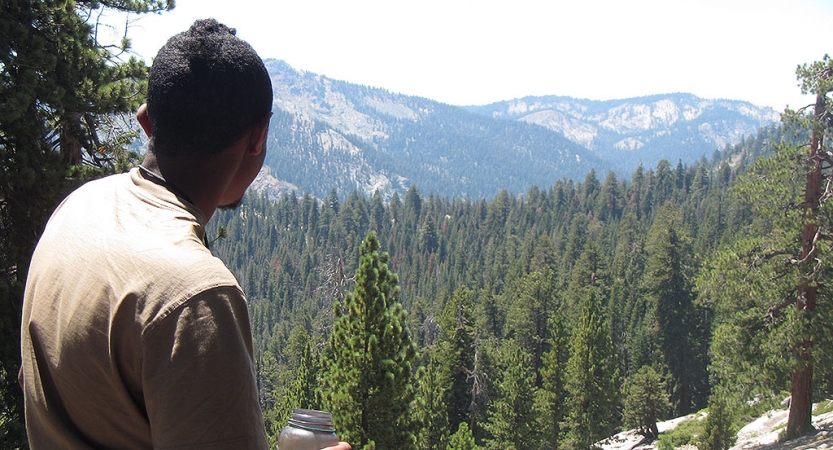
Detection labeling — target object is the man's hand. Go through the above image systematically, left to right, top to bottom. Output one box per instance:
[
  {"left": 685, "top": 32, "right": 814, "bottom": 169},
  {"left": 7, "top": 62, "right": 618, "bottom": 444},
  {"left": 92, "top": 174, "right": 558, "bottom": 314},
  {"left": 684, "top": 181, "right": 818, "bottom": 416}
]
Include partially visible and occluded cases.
[{"left": 323, "top": 443, "right": 351, "bottom": 450}]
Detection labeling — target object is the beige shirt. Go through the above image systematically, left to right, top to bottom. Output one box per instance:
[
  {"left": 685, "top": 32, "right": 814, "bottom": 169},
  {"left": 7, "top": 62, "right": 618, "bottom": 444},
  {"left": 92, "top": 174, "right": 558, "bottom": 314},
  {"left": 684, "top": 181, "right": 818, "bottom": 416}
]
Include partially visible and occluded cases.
[{"left": 20, "top": 168, "right": 268, "bottom": 449}]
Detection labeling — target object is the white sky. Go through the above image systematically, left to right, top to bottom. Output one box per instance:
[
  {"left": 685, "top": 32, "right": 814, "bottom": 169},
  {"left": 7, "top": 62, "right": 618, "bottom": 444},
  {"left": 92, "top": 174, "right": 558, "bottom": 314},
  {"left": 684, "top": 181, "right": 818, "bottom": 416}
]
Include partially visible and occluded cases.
[{"left": 102, "top": 0, "right": 833, "bottom": 110}]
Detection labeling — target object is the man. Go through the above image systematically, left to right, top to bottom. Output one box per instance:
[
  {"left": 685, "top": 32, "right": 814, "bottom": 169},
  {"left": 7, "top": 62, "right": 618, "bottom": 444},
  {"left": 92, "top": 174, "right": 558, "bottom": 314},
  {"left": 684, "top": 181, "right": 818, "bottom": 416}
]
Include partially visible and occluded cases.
[{"left": 20, "top": 19, "right": 349, "bottom": 450}]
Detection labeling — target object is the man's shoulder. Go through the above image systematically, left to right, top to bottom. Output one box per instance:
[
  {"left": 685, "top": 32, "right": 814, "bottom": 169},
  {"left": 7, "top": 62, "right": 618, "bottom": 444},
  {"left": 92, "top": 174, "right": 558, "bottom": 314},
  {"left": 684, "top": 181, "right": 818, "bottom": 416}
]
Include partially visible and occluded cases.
[
  {"left": 66, "top": 171, "right": 132, "bottom": 199},
  {"left": 142, "top": 242, "right": 242, "bottom": 301}
]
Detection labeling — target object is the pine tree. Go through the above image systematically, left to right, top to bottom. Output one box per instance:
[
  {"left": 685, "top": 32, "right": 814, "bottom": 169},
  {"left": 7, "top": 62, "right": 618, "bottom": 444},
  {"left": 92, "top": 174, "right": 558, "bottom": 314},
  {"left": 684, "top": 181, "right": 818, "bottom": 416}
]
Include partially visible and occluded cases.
[
  {"left": 0, "top": 1, "right": 173, "bottom": 445},
  {"left": 698, "top": 56, "right": 833, "bottom": 440},
  {"left": 783, "top": 56, "right": 833, "bottom": 438},
  {"left": 597, "top": 171, "right": 623, "bottom": 221},
  {"left": 642, "top": 205, "right": 707, "bottom": 415},
  {"left": 419, "top": 213, "right": 439, "bottom": 254},
  {"left": 319, "top": 232, "right": 417, "bottom": 450},
  {"left": 566, "top": 240, "right": 610, "bottom": 323},
  {"left": 503, "top": 270, "right": 553, "bottom": 374},
  {"left": 437, "top": 287, "right": 477, "bottom": 432},
  {"left": 563, "top": 288, "right": 617, "bottom": 449},
  {"left": 535, "top": 316, "right": 568, "bottom": 450},
  {"left": 263, "top": 336, "right": 319, "bottom": 447},
  {"left": 283, "top": 342, "right": 319, "bottom": 413},
  {"left": 483, "top": 343, "right": 539, "bottom": 450},
  {"left": 413, "top": 352, "right": 450, "bottom": 450},
  {"left": 622, "top": 365, "right": 670, "bottom": 439},
  {"left": 698, "top": 387, "right": 738, "bottom": 450},
  {"left": 447, "top": 422, "right": 480, "bottom": 450}
]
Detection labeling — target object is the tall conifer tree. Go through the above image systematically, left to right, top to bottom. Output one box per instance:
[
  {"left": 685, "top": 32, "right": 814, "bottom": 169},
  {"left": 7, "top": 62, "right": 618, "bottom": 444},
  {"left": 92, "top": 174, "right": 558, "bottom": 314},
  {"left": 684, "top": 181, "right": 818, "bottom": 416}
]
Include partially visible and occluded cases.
[
  {"left": 699, "top": 56, "right": 833, "bottom": 440},
  {"left": 643, "top": 205, "right": 707, "bottom": 415},
  {"left": 319, "top": 232, "right": 417, "bottom": 450},
  {"left": 504, "top": 270, "right": 553, "bottom": 375},
  {"left": 437, "top": 287, "right": 477, "bottom": 432},
  {"left": 563, "top": 288, "right": 617, "bottom": 449},
  {"left": 535, "top": 316, "right": 568, "bottom": 450},
  {"left": 483, "top": 343, "right": 539, "bottom": 450},
  {"left": 414, "top": 352, "right": 450, "bottom": 450},
  {"left": 622, "top": 365, "right": 669, "bottom": 439},
  {"left": 447, "top": 422, "right": 480, "bottom": 450}
]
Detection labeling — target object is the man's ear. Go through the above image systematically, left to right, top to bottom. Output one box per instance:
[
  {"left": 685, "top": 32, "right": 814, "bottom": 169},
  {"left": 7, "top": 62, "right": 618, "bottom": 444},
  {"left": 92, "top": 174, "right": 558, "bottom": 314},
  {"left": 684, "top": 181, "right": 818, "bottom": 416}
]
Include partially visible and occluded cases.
[
  {"left": 137, "top": 104, "right": 152, "bottom": 137},
  {"left": 248, "top": 113, "right": 272, "bottom": 155}
]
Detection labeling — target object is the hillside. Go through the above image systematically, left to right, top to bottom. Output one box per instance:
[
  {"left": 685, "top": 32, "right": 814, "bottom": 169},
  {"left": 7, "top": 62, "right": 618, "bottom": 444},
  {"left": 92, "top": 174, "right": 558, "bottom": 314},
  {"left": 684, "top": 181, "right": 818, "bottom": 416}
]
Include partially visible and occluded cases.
[
  {"left": 262, "top": 59, "right": 601, "bottom": 201},
  {"left": 257, "top": 60, "right": 780, "bottom": 201},
  {"left": 465, "top": 94, "right": 779, "bottom": 170},
  {"left": 206, "top": 123, "right": 833, "bottom": 448}
]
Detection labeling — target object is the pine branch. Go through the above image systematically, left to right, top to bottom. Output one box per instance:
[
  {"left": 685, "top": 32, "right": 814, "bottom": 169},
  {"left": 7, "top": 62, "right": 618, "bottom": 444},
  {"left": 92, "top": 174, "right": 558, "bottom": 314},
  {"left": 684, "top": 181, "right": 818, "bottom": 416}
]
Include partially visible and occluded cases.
[{"left": 767, "top": 296, "right": 795, "bottom": 320}]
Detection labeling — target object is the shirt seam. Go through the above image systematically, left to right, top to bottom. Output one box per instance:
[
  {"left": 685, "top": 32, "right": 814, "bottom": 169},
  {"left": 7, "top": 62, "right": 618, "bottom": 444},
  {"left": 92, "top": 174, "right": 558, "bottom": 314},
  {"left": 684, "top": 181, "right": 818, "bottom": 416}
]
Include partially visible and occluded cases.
[{"left": 140, "top": 283, "right": 246, "bottom": 343}]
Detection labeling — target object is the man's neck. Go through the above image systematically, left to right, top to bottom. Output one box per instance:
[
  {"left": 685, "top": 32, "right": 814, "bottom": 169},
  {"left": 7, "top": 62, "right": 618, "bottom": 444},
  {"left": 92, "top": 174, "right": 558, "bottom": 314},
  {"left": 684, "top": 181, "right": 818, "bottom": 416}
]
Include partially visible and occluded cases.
[{"left": 140, "top": 152, "right": 236, "bottom": 222}]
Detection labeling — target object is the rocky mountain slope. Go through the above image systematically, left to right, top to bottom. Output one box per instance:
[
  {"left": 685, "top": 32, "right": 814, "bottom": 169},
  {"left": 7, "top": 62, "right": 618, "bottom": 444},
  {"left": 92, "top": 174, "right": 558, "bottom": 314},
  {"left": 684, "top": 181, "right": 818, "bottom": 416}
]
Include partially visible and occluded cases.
[
  {"left": 262, "top": 59, "right": 603, "bottom": 201},
  {"left": 257, "top": 60, "right": 780, "bottom": 201},
  {"left": 465, "top": 94, "right": 780, "bottom": 170}
]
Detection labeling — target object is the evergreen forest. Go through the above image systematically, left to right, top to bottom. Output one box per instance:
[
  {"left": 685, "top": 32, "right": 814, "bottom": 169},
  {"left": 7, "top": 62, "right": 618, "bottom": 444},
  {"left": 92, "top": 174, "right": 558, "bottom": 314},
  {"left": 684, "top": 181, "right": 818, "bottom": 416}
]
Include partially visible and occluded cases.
[{"left": 207, "top": 115, "right": 833, "bottom": 448}]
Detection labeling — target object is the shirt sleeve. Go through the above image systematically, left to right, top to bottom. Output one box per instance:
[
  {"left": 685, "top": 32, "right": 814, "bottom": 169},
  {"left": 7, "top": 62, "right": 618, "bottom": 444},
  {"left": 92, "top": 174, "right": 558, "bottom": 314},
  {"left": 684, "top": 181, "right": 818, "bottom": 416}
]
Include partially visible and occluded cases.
[{"left": 141, "top": 285, "right": 268, "bottom": 450}]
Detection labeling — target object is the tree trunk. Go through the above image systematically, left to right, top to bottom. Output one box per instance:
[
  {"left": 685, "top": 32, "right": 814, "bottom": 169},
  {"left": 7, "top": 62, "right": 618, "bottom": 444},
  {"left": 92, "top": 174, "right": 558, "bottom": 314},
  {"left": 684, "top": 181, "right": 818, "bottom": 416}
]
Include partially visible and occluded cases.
[
  {"left": 786, "top": 92, "right": 825, "bottom": 439},
  {"left": 60, "top": 114, "right": 83, "bottom": 166},
  {"left": 787, "top": 365, "right": 814, "bottom": 438}
]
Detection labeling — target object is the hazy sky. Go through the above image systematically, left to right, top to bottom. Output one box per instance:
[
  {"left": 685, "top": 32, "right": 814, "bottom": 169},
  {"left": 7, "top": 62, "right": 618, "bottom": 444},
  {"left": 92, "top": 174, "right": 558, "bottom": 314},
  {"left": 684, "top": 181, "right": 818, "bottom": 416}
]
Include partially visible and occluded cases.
[{"left": 103, "top": 0, "right": 833, "bottom": 110}]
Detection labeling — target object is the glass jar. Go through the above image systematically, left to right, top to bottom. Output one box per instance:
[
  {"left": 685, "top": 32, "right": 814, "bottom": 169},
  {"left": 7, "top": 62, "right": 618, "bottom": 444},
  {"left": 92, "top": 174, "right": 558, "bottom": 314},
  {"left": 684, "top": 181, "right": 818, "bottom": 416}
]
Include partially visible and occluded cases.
[{"left": 276, "top": 409, "right": 340, "bottom": 450}]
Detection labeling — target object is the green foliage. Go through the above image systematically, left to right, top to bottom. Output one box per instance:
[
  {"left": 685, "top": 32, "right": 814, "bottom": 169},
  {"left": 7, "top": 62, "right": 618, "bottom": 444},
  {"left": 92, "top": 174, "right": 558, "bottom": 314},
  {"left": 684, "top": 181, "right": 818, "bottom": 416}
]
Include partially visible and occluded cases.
[
  {"left": 1, "top": 2, "right": 807, "bottom": 447},
  {"left": 698, "top": 56, "right": 833, "bottom": 439},
  {"left": 207, "top": 142, "right": 777, "bottom": 448},
  {"left": 643, "top": 205, "right": 708, "bottom": 415},
  {"left": 419, "top": 213, "right": 439, "bottom": 254},
  {"left": 318, "top": 232, "right": 417, "bottom": 450},
  {"left": 698, "top": 236, "right": 798, "bottom": 400},
  {"left": 566, "top": 240, "right": 610, "bottom": 321},
  {"left": 503, "top": 270, "right": 554, "bottom": 374},
  {"left": 436, "top": 287, "right": 477, "bottom": 433},
  {"left": 563, "top": 289, "right": 618, "bottom": 449},
  {"left": 534, "top": 316, "right": 568, "bottom": 450},
  {"left": 278, "top": 340, "right": 319, "bottom": 420},
  {"left": 482, "top": 343, "right": 539, "bottom": 450},
  {"left": 413, "top": 352, "right": 450, "bottom": 450},
  {"left": 623, "top": 365, "right": 670, "bottom": 439},
  {"left": 699, "top": 389, "right": 739, "bottom": 450},
  {"left": 814, "top": 399, "right": 833, "bottom": 416},
  {"left": 660, "top": 414, "right": 707, "bottom": 448},
  {"left": 447, "top": 422, "right": 480, "bottom": 450},
  {"left": 656, "top": 434, "right": 674, "bottom": 450}
]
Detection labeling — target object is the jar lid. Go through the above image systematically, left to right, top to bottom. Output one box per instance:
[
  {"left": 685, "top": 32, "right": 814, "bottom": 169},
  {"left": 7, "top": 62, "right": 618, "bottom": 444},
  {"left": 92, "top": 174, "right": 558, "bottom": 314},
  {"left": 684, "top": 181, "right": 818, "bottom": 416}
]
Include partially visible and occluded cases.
[{"left": 288, "top": 409, "right": 336, "bottom": 433}]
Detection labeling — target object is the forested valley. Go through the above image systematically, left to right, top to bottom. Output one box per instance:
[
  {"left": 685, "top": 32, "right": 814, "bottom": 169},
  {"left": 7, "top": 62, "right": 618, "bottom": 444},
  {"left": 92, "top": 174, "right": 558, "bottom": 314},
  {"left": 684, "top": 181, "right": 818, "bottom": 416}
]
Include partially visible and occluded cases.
[{"left": 206, "top": 120, "right": 833, "bottom": 449}]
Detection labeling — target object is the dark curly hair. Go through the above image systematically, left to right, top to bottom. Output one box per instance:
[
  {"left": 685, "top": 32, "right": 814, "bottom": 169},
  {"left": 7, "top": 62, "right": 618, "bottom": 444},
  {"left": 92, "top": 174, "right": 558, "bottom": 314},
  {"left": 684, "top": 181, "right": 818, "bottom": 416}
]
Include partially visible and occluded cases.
[{"left": 147, "top": 19, "right": 272, "bottom": 158}]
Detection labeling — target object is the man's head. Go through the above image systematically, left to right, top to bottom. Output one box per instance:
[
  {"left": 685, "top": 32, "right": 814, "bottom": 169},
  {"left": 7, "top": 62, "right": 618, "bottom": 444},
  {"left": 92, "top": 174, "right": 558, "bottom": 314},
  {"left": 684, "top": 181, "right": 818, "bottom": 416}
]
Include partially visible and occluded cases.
[{"left": 146, "top": 19, "right": 272, "bottom": 159}]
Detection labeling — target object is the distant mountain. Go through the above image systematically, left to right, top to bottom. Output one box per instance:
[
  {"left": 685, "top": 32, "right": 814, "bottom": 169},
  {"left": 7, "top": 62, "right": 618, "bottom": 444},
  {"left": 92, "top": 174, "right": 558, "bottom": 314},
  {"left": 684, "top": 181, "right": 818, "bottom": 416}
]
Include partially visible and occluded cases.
[
  {"left": 252, "top": 60, "right": 780, "bottom": 201},
  {"left": 464, "top": 94, "right": 780, "bottom": 169}
]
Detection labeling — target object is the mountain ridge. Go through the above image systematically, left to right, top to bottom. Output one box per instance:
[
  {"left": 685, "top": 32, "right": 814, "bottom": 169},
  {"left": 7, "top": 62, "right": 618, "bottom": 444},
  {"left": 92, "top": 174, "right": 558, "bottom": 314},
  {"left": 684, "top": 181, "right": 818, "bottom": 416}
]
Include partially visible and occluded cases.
[
  {"left": 255, "top": 59, "right": 779, "bottom": 201},
  {"left": 464, "top": 93, "right": 779, "bottom": 168}
]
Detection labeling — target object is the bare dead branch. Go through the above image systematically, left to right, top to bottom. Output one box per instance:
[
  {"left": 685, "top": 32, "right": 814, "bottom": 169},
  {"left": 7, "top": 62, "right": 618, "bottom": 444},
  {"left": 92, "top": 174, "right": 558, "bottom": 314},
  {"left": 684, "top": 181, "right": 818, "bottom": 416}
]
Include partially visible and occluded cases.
[
  {"left": 820, "top": 175, "right": 833, "bottom": 204},
  {"left": 789, "top": 229, "right": 822, "bottom": 266},
  {"left": 746, "top": 248, "right": 793, "bottom": 271},
  {"left": 767, "top": 296, "right": 795, "bottom": 320},
  {"left": 420, "top": 315, "right": 441, "bottom": 346},
  {"left": 465, "top": 337, "right": 488, "bottom": 415}
]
